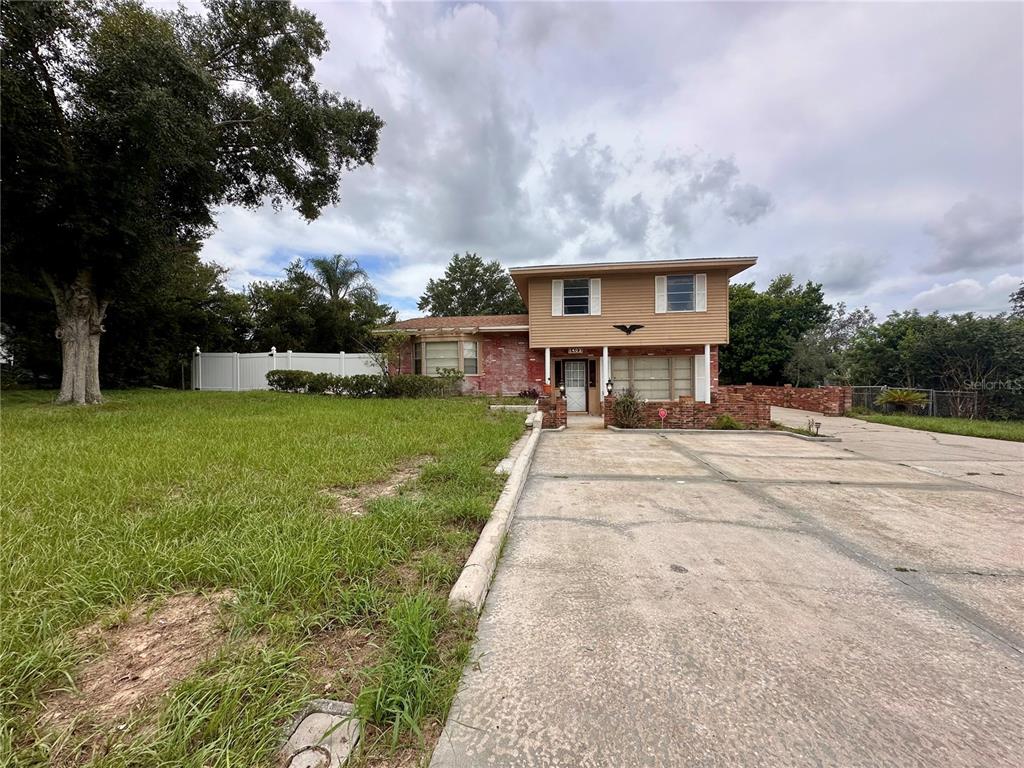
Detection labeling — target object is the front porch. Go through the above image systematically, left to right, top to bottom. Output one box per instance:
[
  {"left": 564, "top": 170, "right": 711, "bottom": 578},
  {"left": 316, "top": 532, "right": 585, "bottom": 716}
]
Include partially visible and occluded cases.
[{"left": 538, "top": 343, "right": 719, "bottom": 416}]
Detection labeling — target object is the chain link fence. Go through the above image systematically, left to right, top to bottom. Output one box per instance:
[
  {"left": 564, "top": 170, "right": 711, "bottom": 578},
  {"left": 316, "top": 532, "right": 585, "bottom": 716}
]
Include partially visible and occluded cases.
[{"left": 851, "top": 386, "right": 979, "bottom": 418}]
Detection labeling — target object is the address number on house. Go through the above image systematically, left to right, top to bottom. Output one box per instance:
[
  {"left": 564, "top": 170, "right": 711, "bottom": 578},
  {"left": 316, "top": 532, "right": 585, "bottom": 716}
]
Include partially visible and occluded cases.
[{"left": 567, "top": 347, "right": 584, "bottom": 354}]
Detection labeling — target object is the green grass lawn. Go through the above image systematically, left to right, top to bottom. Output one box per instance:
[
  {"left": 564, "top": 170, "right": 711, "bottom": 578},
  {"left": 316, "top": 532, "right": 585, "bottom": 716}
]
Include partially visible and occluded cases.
[
  {"left": 0, "top": 390, "right": 524, "bottom": 766},
  {"left": 847, "top": 412, "right": 1024, "bottom": 442}
]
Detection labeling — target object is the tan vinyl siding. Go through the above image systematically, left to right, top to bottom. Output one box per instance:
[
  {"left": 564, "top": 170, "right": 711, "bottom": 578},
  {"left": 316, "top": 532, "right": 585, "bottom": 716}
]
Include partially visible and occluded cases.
[{"left": 527, "top": 270, "right": 730, "bottom": 348}]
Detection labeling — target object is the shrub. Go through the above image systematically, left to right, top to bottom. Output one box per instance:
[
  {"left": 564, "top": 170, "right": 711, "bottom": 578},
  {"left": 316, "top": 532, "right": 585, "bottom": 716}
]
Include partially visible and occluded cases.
[
  {"left": 435, "top": 368, "right": 465, "bottom": 397},
  {"left": 266, "top": 369, "right": 312, "bottom": 392},
  {"left": 306, "top": 372, "right": 344, "bottom": 394},
  {"left": 341, "top": 374, "right": 385, "bottom": 398},
  {"left": 518, "top": 388, "right": 540, "bottom": 400},
  {"left": 875, "top": 388, "right": 928, "bottom": 412},
  {"left": 611, "top": 390, "right": 645, "bottom": 429},
  {"left": 710, "top": 413, "right": 744, "bottom": 430}
]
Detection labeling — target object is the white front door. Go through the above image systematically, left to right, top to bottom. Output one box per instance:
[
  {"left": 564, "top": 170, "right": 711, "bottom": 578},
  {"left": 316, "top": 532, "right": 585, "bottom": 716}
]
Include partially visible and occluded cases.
[{"left": 564, "top": 360, "right": 588, "bottom": 412}]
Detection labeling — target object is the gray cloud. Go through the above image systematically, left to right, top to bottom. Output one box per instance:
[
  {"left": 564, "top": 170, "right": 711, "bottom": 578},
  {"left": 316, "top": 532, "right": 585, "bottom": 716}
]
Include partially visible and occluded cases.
[
  {"left": 548, "top": 134, "right": 618, "bottom": 221},
  {"left": 659, "top": 153, "right": 772, "bottom": 238},
  {"left": 726, "top": 183, "right": 775, "bottom": 225},
  {"left": 608, "top": 193, "right": 651, "bottom": 243},
  {"left": 924, "top": 196, "right": 1023, "bottom": 273},
  {"left": 774, "top": 247, "right": 889, "bottom": 293}
]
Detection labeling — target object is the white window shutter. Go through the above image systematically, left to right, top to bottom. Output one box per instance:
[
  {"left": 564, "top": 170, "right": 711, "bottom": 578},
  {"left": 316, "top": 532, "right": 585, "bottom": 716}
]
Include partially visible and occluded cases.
[
  {"left": 695, "top": 273, "right": 707, "bottom": 312},
  {"left": 655, "top": 276, "right": 667, "bottom": 313},
  {"left": 589, "top": 278, "right": 601, "bottom": 315},
  {"left": 551, "top": 279, "right": 563, "bottom": 316},
  {"left": 694, "top": 354, "right": 707, "bottom": 401}
]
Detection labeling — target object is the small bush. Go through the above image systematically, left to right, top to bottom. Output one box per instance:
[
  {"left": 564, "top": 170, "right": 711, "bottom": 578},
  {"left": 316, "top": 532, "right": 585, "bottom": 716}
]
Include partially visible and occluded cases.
[
  {"left": 434, "top": 368, "right": 465, "bottom": 397},
  {"left": 266, "top": 369, "right": 312, "bottom": 392},
  {"left": 306, "top": 372, "right": 344, "bottom": 394},
  {"left": 341, "top": 374, "right": 385, "bottom": 398},
  {"left": 383, "top": 374, "right": 446, "bottom": 398},
  {"left": 518, "top": 388, "right": 539, "bottom": 400},
  {"left": 875, "top": 388, "right": 928, "bottom": 412},
  {"left": 611, "top": 390, "right": 645, "bottom": 429},
  {"left": 710, "top": 413, "right": 744, "bottom": 430}
]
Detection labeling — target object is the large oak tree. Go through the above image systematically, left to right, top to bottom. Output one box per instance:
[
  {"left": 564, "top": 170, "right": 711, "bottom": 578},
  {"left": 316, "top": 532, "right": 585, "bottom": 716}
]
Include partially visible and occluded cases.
[{"left": 1, "top": 0, "right": 383, "bottom": 403}]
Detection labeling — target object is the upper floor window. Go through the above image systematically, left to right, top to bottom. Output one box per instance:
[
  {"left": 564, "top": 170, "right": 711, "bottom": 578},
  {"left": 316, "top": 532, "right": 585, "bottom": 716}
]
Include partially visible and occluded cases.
[
  {"left": 655, "top": 273, "right": 706, "bottom": 313},
  {"left": 666, "top": 275, "right": 695, "bottom": 312},
  {"left": 551, "top": 278, "right": 601, "bottom": 316},
  {"left": 563, "top": 278, "right": 590, "bottom": 315}
]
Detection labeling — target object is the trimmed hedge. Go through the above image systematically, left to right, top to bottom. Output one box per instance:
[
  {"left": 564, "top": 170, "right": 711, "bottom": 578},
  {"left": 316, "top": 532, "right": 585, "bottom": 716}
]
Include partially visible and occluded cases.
[{"left": 265, "top": 369, "right": 460, "bottom": 399}]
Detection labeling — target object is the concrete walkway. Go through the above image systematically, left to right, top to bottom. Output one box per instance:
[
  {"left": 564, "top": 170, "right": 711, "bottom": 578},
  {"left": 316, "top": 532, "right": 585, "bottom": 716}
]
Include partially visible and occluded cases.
[
  {"left": 772, "top": 406, "right": 1024, "bottom": 495},
  {"left": 431, "top": 424, "right": 1024, "bottom": 767}
]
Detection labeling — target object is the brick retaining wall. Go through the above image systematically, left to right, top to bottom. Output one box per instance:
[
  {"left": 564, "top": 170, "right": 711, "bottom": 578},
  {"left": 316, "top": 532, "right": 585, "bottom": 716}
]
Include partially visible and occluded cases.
[
  {"left": 742, "top": 384, "right": 852, "bottom": 416},
  {"left": 602, "top": 386, "right": 773, "bottom": 430}
]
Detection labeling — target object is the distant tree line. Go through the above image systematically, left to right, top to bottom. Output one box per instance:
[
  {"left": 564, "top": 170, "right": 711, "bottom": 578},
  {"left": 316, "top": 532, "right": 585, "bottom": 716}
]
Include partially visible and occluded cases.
[
  {"left": 1, "top": 252, "right": 394, "bottom": 388},
  {"left": 720, "top": 276, "right": 1024, "bottom": 420}
]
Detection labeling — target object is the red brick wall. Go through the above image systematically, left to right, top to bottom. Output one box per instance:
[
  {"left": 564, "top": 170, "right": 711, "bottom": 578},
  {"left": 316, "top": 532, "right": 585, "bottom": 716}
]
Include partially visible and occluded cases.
[
  {"left": 397, "top": 333, "right": 533, "bottom": 395},
  {"left": 741, "top": 384, "right": 852, "bottom": 416},
  {"left": 602, "top": 386, "right": 772, "bottom": 429},
  {"left": 537, "top": 394, "right": 567, "bottom": 428}
]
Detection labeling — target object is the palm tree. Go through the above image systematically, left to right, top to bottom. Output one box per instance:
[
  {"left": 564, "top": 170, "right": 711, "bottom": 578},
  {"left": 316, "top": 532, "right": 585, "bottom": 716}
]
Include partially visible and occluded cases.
[{"left": 306, "top": 254, "right": 376, "bottom": 303}]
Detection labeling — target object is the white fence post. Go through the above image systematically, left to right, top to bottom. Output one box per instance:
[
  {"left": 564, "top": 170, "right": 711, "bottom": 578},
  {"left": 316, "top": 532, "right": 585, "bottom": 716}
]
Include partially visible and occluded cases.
[
  {"left": 194, "top": 346, "right": 202, "bottom": 390},
  {"left": 270, "top": 347, "right": 277, "bottom": 371},
  {"left": 287, "top": 350, "right": 293, "bottom": 370},
  {"left": 339, "top": 351, "right": 345, "bottom": 376},
  {"left": 233, "top": 352, "right": 240, "bottom": 392}
]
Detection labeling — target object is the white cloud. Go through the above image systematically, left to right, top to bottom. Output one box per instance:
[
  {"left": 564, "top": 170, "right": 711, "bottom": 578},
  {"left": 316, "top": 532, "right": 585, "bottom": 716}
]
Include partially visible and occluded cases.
[
  {"left": 924, "top": 196, "right": 1024, "bottom": 273},
  {"left": 911, "top": 274, "right": 1022, "bottom": 314}
]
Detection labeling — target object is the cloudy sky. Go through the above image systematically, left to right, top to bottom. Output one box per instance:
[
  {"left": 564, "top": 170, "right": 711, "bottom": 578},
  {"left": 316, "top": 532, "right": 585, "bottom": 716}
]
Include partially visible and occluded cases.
[{"left": 200, "top": 1, "right": 1023, "bottom": 318}]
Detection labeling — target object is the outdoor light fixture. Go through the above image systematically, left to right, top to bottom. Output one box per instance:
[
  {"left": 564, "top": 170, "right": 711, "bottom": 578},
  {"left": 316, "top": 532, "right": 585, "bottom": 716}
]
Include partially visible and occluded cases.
[
  {"left": 605, "top": 379, "right": 614, "bottom": 395},
  {"left": 558, "top": 383, "right": 566, "bottom": 398}
]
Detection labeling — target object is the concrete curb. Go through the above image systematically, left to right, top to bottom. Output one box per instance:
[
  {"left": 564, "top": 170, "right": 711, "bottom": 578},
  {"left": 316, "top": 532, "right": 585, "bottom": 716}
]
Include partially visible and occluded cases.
[
  {"left": 488, "top": 404, "right": 538, "bottom": 413},
  {"left": 448, "top": 411, "right": 544, "bottom": 615},
  {"left": 605, "top": 425, "right": 840, "bottom": 442}
]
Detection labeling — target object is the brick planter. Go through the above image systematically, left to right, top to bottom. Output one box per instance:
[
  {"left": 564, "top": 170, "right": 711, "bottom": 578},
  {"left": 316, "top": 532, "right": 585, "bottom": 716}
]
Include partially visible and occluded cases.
[
  {"left": 740, "top": 384, "right": 852, "bottom": 416},
  {"left": 603, "top": 386, "right": 771, "bottom": 430},
  {"left": 537, "top": 394, "right": 567, "bottom": 429}
]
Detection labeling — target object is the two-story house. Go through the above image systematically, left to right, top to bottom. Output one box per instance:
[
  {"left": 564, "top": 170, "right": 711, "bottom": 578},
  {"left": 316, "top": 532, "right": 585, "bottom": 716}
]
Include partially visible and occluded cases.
[{"left": 385, "top": 256, "right": 757, "bottom": 415}]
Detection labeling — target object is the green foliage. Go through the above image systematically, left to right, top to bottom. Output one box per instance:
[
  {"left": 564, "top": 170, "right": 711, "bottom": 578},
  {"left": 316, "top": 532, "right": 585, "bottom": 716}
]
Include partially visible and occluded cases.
[
  {"left": 1, "top": 0, "right": 384, "bottom": 394},
  {"left": 417, "top": 253, "right": 526, "bottom": 316},
  {"left": 248, "top": 258, "right": 395, "bottom": 358},
  {"left": 719, "top": 275, "right": 831, "bottom": 385},
  {"left": 1011, "top": 281, "right": 1024, "bottom": 319},
  {"left": 784, "top": 303, "right": 876, "bottom": 387},
  {"left": 847, "top": 311, "right": 1024, "bottom": 419},
  {"left": 265, "top": 369, "right": 312, "bottom": 393},
  {"left": 344, "top": 374, "right": 386, "bottom": 398},
  {"left": 874, "top": 388, "right": 928, "bottom": 411},
  {"left": 0, "top": 390, "right": 523, "bottom": 762},
  {"left": 611, "top": 390, "right": 645, "bottom": 429},
  {"left": 710, "top": 414, "right": 744, "bottom": 430}
]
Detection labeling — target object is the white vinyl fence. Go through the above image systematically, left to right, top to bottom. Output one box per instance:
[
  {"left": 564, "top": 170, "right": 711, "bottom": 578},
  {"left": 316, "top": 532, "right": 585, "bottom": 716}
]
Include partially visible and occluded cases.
[{"left": 192, "top": 347, "right": 379, "bottom": 391}]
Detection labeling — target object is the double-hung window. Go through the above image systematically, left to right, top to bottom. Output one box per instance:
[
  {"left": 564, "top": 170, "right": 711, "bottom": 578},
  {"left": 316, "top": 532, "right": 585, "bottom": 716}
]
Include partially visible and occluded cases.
[
  {"left": 666, "top": 275, "right": 695, "bottom": 312},
  {"left": 563, "top": 278, "right": 590, "bottom": 315},
  {"left": 424, "top": 341, "right": 459, "bottom": 375},
  {"left": 462, "top": 341, "right": 478, "bottom": 375},
  {"left": 413, "top": 343, "right": 423, "bottom": 375}
]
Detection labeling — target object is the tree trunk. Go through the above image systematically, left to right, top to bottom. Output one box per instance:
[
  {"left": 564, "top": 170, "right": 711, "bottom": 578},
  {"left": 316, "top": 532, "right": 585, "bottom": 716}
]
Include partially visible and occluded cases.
[{"left": 45, "top": 271, "right": 108, "bottom": 405}]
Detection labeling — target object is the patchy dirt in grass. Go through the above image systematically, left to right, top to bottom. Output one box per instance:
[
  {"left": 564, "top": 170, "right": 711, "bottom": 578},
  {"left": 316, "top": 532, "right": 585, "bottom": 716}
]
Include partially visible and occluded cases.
[
  {"left": 325, "top": 456, "right": 432, "bottom": 516},
  {"left": 38, "top": 591, "right": 235, "bottom": 750},
  {"left": 304, "top": 626, "right": 378, "bottom": 700},
  {"left": 353, "top": 721, "right": 443, "bottom": 768}
]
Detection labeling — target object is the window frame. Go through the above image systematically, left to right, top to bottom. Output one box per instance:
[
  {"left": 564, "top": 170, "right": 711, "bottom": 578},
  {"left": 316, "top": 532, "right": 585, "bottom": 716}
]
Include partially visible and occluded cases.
[
  {"left": 665, "top": 274, "right": 696, "bottom": 313},
  {"left": 562, "top": 278, "right": 590, "bottom": 316},
  {"left": 416, "top": 339, "right": 483, "bottom": 377},
  {"left": 609, "top": 355, "right": 695, "bottom": 400}
]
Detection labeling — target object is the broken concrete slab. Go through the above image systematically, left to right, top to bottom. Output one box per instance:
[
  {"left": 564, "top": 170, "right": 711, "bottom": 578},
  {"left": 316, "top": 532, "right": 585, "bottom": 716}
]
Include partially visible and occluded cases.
[{"left": 280, "top": 700, "right": 359, "bottom": 768}]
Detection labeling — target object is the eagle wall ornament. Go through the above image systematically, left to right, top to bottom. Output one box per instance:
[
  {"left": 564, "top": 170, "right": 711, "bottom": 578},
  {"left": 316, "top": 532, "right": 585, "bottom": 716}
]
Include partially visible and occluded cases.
[{"left": 613, "top": 324, "right": 645, "bottom": 335}]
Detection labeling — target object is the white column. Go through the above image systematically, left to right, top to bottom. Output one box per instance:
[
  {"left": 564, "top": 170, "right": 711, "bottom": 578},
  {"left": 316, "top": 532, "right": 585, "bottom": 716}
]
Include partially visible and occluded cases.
[
  {"left": 704, "top": 343, "right": 712, "bottom": 403},
  {"left": 602, "top": 346, "right": 609, "bottom": 392},
  {"left": 544, "top": 347, "right": 551, "bottom": 385}
]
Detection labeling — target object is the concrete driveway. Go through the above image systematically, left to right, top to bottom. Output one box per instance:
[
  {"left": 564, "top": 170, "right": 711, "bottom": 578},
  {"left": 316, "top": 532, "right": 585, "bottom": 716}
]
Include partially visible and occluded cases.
[{"left": 431, "top": 422, "right": 1024, "bottom": 767}]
